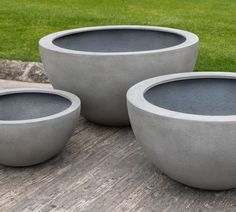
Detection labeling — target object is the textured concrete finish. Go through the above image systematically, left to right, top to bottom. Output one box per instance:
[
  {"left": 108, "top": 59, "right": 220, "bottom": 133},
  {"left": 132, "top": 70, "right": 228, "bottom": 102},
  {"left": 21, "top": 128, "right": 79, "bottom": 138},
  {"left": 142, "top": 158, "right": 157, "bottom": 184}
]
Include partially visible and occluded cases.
[
  {"left": 40, "top": 25, "right": 199, "bottom": 126},
  {"left": 127, "top": 72, "right": 236, "bottom": 190},
  {"left": 0, "top": 88, "right": 81, "bottom": 166}
]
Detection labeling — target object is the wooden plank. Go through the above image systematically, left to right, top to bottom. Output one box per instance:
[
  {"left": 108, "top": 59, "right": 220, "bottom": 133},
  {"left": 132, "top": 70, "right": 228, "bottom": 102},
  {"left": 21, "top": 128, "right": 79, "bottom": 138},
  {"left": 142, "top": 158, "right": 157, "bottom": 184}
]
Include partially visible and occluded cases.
[{"left": 0, "top": 79, "right": 52, "bottom": 89}]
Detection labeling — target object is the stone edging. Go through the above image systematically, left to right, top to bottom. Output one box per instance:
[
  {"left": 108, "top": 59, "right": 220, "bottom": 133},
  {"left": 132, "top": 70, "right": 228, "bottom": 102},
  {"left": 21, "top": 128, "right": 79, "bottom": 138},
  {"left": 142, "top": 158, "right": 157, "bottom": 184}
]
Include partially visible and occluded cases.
[{"left": 0, "top": 59, "right": 49, "bottom": 83}]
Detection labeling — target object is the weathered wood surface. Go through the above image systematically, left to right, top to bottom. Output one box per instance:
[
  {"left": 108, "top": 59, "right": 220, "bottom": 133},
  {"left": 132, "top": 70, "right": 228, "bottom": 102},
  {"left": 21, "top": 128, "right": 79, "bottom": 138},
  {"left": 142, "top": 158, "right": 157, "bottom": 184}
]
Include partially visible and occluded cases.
[
  {"left": 0, "top": 79, "right": 52, "bottom": 89},
  {"left": 0, "top": 80, "right": 236, "bottom": 211}
]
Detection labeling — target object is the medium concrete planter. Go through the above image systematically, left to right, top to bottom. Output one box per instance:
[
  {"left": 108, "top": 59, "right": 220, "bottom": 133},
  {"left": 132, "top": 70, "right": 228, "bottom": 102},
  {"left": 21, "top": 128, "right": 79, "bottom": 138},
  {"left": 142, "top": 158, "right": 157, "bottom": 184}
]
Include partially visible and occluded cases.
[
  {"left": 39, "top": 25, "right": 199, "bottom": 126},
  {"left": 127, "top": 72, "right": 236, "bottom": 190},
  {"left": 0, "top": 88, "right": 81, "bottom": 167}
]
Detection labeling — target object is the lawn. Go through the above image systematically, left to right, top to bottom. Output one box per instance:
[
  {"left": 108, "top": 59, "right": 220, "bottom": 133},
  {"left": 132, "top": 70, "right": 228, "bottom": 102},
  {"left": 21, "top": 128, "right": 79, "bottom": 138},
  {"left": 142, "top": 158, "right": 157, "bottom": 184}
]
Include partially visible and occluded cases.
[{"left": 0, "top": 0, "right": 235, "bottom": 71}]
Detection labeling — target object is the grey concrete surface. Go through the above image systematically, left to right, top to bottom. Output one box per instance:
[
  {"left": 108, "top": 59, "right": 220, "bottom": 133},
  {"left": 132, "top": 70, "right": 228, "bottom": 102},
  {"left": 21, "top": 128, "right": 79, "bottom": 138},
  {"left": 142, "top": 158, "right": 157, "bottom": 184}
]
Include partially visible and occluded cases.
[
  {"left": 40, "top": 25, "right": 199, "bottom": 126},
  {"left": 127, "top": 72, "right": 236, "bottom": 190},
  {"left": 0, "top": 88, "right": 81, "bottom": 166}
]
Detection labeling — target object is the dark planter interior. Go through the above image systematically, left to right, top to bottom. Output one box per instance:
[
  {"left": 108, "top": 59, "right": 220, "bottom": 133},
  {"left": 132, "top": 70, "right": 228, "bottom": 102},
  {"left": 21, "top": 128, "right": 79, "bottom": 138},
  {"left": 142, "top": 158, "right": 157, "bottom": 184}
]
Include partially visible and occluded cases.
[
  {"left": 53, "top": 29, "right": 186, "bottom": 52},
  {"left": 144, "top": 78, "right": 236, "bottom": 116},
  {"left": 0, "top": 93, "right": 71, "bottom": 120}
]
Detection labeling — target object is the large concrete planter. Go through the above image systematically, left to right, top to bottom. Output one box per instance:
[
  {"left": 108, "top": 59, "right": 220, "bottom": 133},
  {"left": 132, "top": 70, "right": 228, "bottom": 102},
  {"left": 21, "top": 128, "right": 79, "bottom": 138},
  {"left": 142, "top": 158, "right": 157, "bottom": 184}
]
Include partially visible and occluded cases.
[
  {"left": 39, "top": 25, "right": 199, "bottom": 126},
  {"left": 127, "top": 72, "right": 236, "bottom": 190},
  {"left": 0, "top": 88, "right": 80, "bottom": 166}
]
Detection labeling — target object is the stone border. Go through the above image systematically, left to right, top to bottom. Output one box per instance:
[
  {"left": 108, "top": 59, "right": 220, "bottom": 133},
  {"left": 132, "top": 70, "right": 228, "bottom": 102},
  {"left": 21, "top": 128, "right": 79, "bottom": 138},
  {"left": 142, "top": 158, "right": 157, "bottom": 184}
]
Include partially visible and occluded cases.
[{"left": 0, "top": 59, "right": 49, "bottom": 83}]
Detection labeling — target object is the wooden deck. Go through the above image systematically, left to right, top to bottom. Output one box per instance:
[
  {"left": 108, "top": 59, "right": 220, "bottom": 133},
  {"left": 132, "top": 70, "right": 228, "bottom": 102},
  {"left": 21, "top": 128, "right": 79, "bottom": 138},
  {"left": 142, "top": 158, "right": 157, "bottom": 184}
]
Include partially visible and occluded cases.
[{"left": 0, "top": 80, "right": 236, "bottom": 211}]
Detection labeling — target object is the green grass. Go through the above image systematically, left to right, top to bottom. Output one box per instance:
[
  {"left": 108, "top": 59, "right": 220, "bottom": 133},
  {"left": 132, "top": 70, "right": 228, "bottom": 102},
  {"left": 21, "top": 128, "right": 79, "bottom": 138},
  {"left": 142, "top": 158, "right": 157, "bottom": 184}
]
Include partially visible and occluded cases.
[{"left": 0, "top": 0, "right": 235, "bottom": 71}]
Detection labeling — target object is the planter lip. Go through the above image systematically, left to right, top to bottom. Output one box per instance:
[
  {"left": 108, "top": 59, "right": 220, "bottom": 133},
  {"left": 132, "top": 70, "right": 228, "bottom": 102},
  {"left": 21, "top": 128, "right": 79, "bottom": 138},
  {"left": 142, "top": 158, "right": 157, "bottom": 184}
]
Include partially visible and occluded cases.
[
  {"left": 39, "top": 25, "right": 199, "bottom": 56},
  {"left": 127, "top": 72, "right": 236, "bottom": 122},
  {"left": 0, "top": 88, "right": 81, "bottom": 124}
]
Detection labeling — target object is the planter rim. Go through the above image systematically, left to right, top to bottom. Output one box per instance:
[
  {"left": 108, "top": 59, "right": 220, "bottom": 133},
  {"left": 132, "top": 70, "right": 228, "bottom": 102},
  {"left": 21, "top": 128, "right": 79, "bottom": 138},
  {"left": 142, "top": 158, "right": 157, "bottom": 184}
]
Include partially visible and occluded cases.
[
  {"left": 39, "top": 25, "right": 199, "bottom": 56},
  {"left": 127, "top": 72, "right": 236, "bottom": 122},
  {"left": 0, "top": 88, "right": 81, "bottom": 124}
]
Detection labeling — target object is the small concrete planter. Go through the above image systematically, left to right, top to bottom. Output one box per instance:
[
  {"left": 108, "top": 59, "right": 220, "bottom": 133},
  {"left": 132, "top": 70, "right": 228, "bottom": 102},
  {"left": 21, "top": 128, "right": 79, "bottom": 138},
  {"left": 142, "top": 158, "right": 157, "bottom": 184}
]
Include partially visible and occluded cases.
[
  {"left": 40, "top": 25, "right": 199, "bottom": 126},
  {"left": 127, "top": 72, "right": 236, "bottom": 190},
  {"left": 0, "top": 88, "right": 81, "bottom": 167}
]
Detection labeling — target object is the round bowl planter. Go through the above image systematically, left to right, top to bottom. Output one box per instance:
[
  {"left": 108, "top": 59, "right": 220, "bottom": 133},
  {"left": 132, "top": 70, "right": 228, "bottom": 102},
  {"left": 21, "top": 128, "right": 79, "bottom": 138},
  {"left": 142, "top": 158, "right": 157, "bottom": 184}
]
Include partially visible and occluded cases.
[
  {"left": 39, "top": 25, "right": 199, "bottom": 126},
  {"left": 127, "top": 72, "right": 236, "bottom": 190},
  {"left": 0, "top": 88, "right": 81, "bottom": 167}
]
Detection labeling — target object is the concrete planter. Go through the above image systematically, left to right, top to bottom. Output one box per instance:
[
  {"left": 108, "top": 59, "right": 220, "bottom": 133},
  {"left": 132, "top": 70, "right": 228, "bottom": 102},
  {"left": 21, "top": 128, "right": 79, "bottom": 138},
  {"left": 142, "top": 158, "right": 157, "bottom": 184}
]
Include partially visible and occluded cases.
[
  {"left": 40, "top": 25, "right": 199, "bottom": 126},
  {"left": 127, "top": 72, "right": 236, "bottom": 190},
  {"left": 0, "top": 88, "right": 80, "bottom": 167}
]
